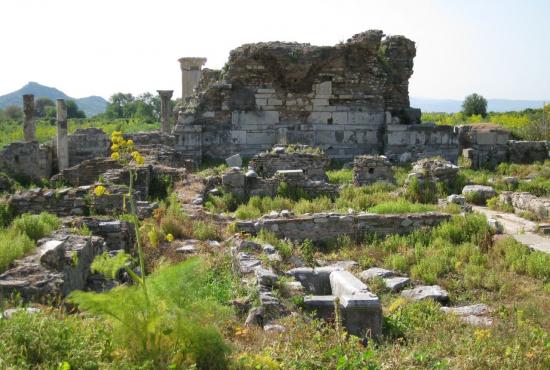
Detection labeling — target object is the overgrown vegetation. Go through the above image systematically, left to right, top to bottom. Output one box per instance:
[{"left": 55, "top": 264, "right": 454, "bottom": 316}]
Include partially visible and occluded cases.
[{"left": 0, "top": 212, "right": 60, "bottom": 272}]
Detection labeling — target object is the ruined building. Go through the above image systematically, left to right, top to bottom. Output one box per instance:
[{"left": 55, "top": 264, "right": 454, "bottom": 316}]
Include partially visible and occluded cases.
[{"left": 174, "top": 30, "right": 459, "bottom": 163}]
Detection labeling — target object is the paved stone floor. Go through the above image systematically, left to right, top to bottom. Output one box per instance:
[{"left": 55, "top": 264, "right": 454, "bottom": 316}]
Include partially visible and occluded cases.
[{"left": 473, "top": 206, "right": 550, "bottom": 254}]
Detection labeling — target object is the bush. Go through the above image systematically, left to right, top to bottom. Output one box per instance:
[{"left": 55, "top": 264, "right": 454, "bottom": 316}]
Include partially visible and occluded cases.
[
  {"left": 326, "top": 168, "right": 352, "bottom": 184},
  {"left": 404, "top": 177, "right": 437, "bottom": 204},
  {"left": 518, "top": 177, "right": 550, "bottom": 197},
  {"left": 464, "top": 191, "right": 487, "bottom": 205},
  {"left": 487, "top": 196, "right": 514, "bottom": 213},
  {"left": 0, "top": 202, "right": 13, "bottom": 227},
  {"left": 11, "top": 212, "right": 60, "bottom": 241},
  {"left": 432, "top": 213, "right": 491, "bottom": 245},
  {"left": 192, "top": 220, "right": 221, "bottom": 241},
  {"left": 0, "top": 228, "right": 35, "bottom": 272},
  {"left": 494, "top": 237, "right": 550, "bottom": 279},
  {"left": 70, "top": 258, "right": 232, "bottom": 369},
  {"left": 0, "top": 310, "right": 115, "bottom": 369}
]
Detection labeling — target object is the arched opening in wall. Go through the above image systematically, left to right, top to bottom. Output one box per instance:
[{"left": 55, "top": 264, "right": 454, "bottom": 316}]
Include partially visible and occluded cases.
[{"left": 368, "top": 168, "right": 374, "bottom": 174}]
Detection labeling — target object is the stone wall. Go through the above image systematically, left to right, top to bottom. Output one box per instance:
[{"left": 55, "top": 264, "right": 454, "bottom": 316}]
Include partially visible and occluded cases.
[
  {"left": 174, "top": 30, "right": 424, "bottom": 162},
  {"left": 385, "top": 124, "right": 460, "bottom": 163},
  {"left": 67, "top": 128, "right": 111, "bottom": 167},
  {"left": 0, "top": 141, "right": 52, "bottom": 181},
  {"left": 507, "top": 141, "right": 549, "bottom": 164},
  {"left": 248, "top": 148, "right": 330, "bottom": 181},
  {"left": 352, "top": 155, "right": 394, "bottom": 186},
  {"left": 51, "top": 158, "right": 122, "bottom": 186},
  {"left": 221, "top": 168, "right": 339, "bottom": 200},
  {"left": 499, "top": 191, "right": 550, "bottom": 219},
  {"left": 237, "top": 212, "right": 450, "bottom": 242}
]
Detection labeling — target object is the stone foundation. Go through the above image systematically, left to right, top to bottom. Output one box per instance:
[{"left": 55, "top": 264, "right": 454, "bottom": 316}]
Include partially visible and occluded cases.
[
  {"left": 0, "top": 141, "right": 52, "bottom": 181},
  {"left": 237, "top": 211, "right": 450, "bottom": 242}
]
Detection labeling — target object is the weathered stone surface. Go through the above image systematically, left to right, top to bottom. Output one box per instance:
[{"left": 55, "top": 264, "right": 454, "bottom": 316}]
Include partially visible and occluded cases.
[
  {"left": 174, "top": 30, "right": 421, "bottom": 162},
  {"left": 0, "top": 141, "right": 52, "bottom": 181},
  {"left": 249, "top": 148, "right": 329, "bottom": 181},
  {"left": 226, "top": 154, "right": 242, "bottom": 168},
  {"left": 353, "top": 155, "right": 394, "bottom": 186},
  {"left": 51, "top": 158, "right": 122, "bottom": 186},
  {"left": 0, "top": 173, "right": 16, "bottom": 193},
  {"left": 462, "top": 185, "right": 496, "bottom": 202},
  {"left": 499, "top": 191, "right": 550, "bottom": 219},
  {"left": 447, "top": 194, "right": 466, "bottom": 206},
  {"left": 238, "top": 211, "right": 451, "bottom": 242},
  {"left": 0, "top": 232, "right": 107, "bottom": 302},
  {"left": 255, "top": 266, "right": 278, "bottom": 287},
  {"left": 359, "top": 267, "right": 395, "bottom": 280},
  {"left": 384, "top": 277, "right": 411, "bottom": 292},
  {"left": 401, "top": 285, "right": 449, "bottom": 302},
  {"left": 441, "top": 304, "right": 493, "bottom": 327},
  {"left": 1, "top": 307, "right": 41, "bottom": 320}
]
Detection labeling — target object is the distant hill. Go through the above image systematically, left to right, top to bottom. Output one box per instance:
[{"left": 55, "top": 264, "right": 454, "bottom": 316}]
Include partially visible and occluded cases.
[
  {"left": 0, "top": 82, "right": 108, "bottom": 117},
  {"left": 411, "top": 97, "right": 548, "bottom": 114}
]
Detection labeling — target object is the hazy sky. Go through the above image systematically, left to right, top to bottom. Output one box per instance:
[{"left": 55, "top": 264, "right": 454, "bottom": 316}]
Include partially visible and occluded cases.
[{"left": 1, "top": 0, "right": 549, "bottom": 101}]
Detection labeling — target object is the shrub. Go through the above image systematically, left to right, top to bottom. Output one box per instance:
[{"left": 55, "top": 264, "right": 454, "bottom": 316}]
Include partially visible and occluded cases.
[
  {"left": 326, "top": 168, "right": 352, "bottom": 184},
  {"left": 404, "top": 177, "right": 437, "bottom": 204},
  {"left": 518, "top": 177, "right": 550, "bottom": 197},
  {"left": 464, "top": 191, "right": 486, "bottom": 205},
  {"left": 487, "top": 196, "right": 514, "bottom": 213},
  {"left": 0, "top": 201, "right": 13, "bottom": 227},
  {"left": 11, "top": 212, "right": 60, "bottom": 241},
  {"left": 432, "top": 213, "right": 491, "bottom": 245},
  {"left": 192, "top": 220, "right": 221, "bottom": 241},
  {"left": 0, "top": 228, "right": 35, "bottom": 272},
  {"left": 493, "top": 237, "right": 550, "bottom": 279},
  {"left": 91, "top": 251, "right": 131, "bottom": 280},
  {"left": 384, "top": 253, "right": 409, "bottom": 272},
  {"left": 410, "top": 254, "right": 450, "bottom": 284},
  {"left": 70, "top": 258, "right": 232, "bottom": 369}
]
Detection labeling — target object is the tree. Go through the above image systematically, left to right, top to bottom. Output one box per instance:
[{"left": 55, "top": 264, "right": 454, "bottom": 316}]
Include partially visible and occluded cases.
[
  {"left": 104, "top": 92, "right": 160, "bottom": 122},
  {"left": 462, "top": 93, "right": 487, "bottom": 117},
  {"left": 35, "top": 97, "right": 55, "bottom": 117},
  {"left": 66, "top": 100, "right": 86, "bottom": 119},
  {"left": 3, "top": 105, "right": 23, "bottom": 121}
]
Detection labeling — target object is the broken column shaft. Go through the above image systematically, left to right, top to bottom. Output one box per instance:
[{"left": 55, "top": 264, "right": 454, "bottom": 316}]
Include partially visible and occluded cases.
[
  {"left": 178, "top": 57, "right": 207, "bottom": 99},
  {"left": 157, "top": 90, "right": 174, "bottom": 134},
  {"left": 23, "top": 94, "right": 35, "bottom": 141},
  {"left": 56, "top": 99, "right": 69, "bottom": 171}
]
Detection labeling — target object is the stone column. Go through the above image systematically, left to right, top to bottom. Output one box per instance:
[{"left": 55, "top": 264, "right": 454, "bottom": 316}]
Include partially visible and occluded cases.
[
  {"left": 178, "top": 57, "right": 207, "bottom": 99},
  {"left": 157, "top": 90, "right": 174, "bottom": 134},
  {"left": 23, "top": 94, "right": 35, "bottom": 141},
  {"left": 56, "top": 99, "right": 69, "bottom": 171}
]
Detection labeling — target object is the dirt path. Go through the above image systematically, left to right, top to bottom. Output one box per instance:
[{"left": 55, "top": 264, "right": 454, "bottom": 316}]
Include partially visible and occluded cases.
[
  {"left": 174, "top": 174, "right": 205, "bottom": 216},
  {"left": 472, "top": 206, "right": 550, "bottom": 254}
]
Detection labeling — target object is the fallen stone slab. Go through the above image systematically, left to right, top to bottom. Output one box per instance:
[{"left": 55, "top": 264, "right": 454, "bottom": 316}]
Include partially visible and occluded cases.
[
  {"left": 225, "top": 154, "right": 242, "bottom": 168},
  {"left": 462, "top": 185, "right": 496, "bottom": 202},
  {"left": 255, "top": 266, "right": 278, "bottom": 287},
  {"left": 359, "top": 267, "right": 395, "bottom": 280},
  {"left": 384, "top": 276, "right": 411, "bottom": 292},
  {"left": 401, "top": 285, "right": 449, "bottom": 302},
  {"left": 440, "top": 303, "right": 490, "bottom": 316},
  {"left": 1, "top": 307, "right": 41, "bottom": 320}
]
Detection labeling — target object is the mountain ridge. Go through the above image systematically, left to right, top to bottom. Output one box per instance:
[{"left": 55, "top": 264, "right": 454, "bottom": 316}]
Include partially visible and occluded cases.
[{"left": 0, "top": 82, "right": 108, "bottom": 117}]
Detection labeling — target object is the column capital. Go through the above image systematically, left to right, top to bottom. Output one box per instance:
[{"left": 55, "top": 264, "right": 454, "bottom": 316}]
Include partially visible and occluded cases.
[
  {"left": 178, "top": 57, "right": 207, "bottom": 71},
  {"left": 157, "top": 90, "right": 174, "bottom": 98}
]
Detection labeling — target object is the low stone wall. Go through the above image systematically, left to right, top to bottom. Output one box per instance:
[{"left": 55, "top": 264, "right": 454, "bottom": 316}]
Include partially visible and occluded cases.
[
  {"left": 385, "top": 124, "right": 459, "bottom": 163},
  {"left": 126, "top": 131, "right": 176, "bottom": 147},
  {"left": 0, "top": 141, "right": 52, "bottom": 181},
  {"left": 248, "top": 149, "right": 330, "bottom": 181},
  {"left": 352, "top": 155, "right": 394, "bottom": 186},
  {"left": 51, "top": 158, "right": 122, "bottom": 186},
  {"left": 222, "top": 168, "right": 339, "bottom": 200},
  {"left": 9, "top": 185, "right": 156, "bottom": 219},
  {"left": 499, "top": 191, "right": 550, "bottom": 219},
  {"left": 237, "top": 211, "right": 451, "bottom": 242}
]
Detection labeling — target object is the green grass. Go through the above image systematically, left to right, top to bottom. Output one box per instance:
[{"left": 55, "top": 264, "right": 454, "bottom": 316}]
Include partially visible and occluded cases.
[
  {"left": 0, "top": 118, "right": 158, "bottom": 148},
  {"left": 367, "top": 199, "right": 436, "bottom": 214},
  {"left": 0, "top": 212, "right": 60, "bottom": 273}
]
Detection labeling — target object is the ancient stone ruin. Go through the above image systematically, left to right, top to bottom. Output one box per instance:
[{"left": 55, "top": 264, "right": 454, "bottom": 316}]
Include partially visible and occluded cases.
[{"left": 352, "top": 155, "right": 395, "bottom": 186}]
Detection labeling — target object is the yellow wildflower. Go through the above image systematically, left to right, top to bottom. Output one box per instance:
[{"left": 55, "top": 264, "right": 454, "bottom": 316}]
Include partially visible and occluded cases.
[
  {"left": 126, "top": 139, "right": 134, "bottom": 147},
  {"left": 111, "top": 144, "right": 119, "bottom": 152},
  {"left": 111, "top": 152, "right": 120, "bottom": 160},
  {"left": 135, "top": 155, "right": 145, "bottom": 166},
  {"left": 93, "top": 185, "right": 107, "bottom": 197},
  {"left": 165, "top": 233, "right": 174, "bottom": 242},
  {"left": 474, "top": 328, "right": 491, "bottom": 341}
]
